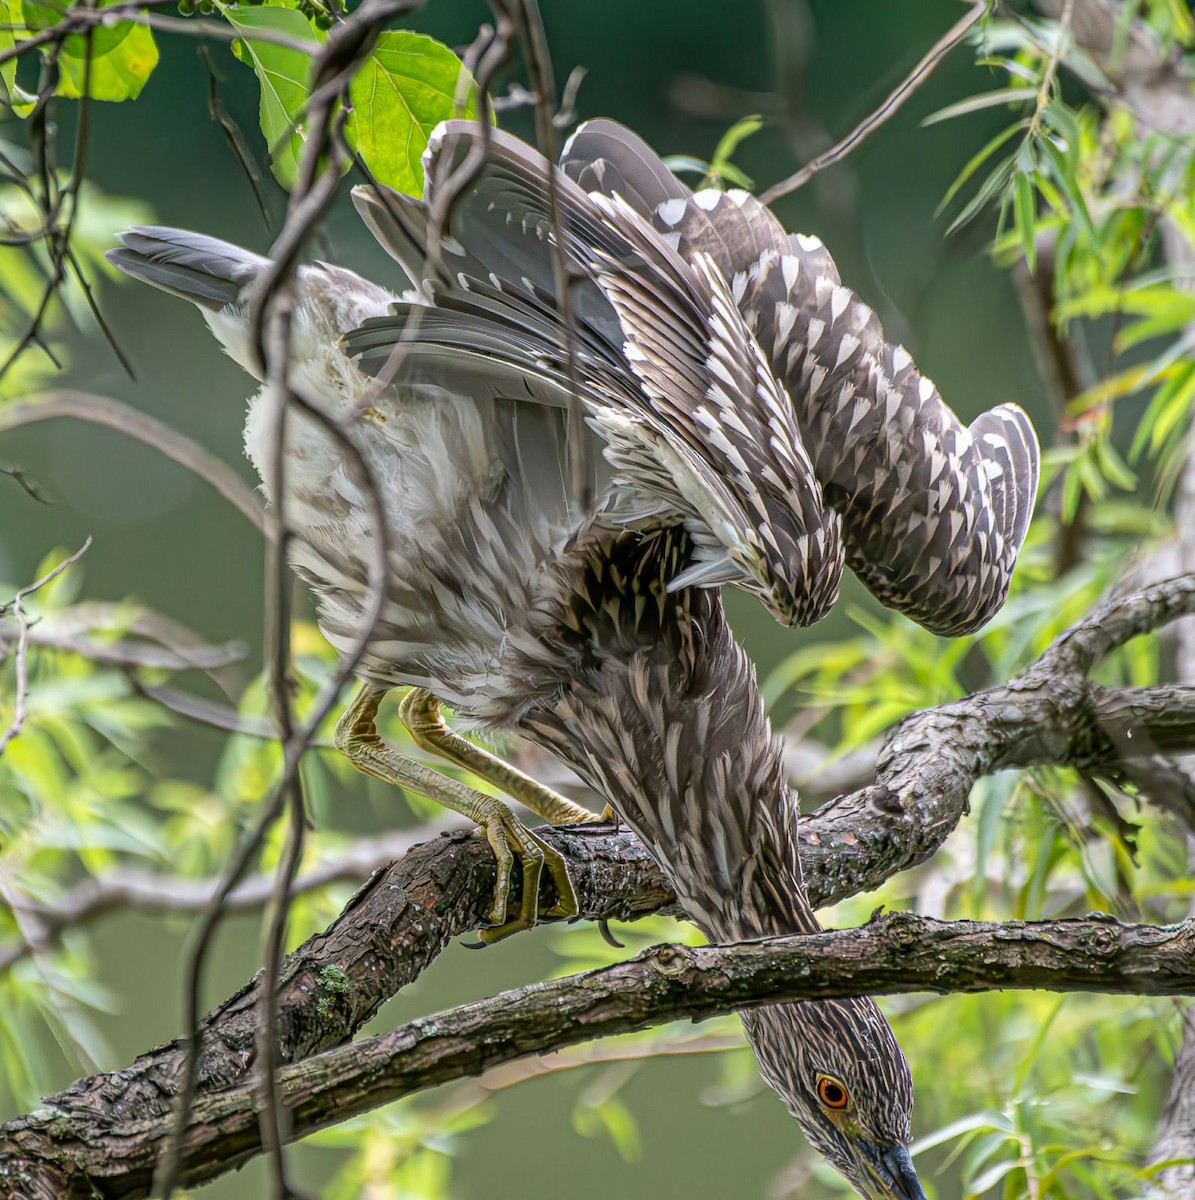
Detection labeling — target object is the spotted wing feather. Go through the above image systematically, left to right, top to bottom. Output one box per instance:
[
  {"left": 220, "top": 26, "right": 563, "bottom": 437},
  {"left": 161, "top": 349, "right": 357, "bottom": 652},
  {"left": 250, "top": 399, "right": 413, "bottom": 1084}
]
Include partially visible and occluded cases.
[
  {"left": 560, "top": 118, "right": 692, "bottom": 216},
  {"left": 359, "top": 121, "right": 845, "bottom": 627},
  {"left": 560, "top": 121, "right": 793, "bottom": 284},
  {"left": 562, "top": 122, "right": 1039, "bottom": 634},
  {"left": 588, "top": 196, "right": 841, "bottom": 619},
  {"left": 738, "top": 241, "right": 1039, "bottom": 634}
]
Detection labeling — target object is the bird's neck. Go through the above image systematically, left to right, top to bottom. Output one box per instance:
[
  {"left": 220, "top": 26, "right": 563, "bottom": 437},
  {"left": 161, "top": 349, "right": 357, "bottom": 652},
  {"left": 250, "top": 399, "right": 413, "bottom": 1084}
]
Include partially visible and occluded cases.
[{"left": 521, "top": 530, "right": 821, "bottom": 941}]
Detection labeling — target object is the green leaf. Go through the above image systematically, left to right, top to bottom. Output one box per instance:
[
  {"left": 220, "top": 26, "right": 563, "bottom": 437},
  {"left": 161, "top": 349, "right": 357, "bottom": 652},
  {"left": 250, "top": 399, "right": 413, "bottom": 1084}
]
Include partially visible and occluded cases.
[
  {"left": 0, "top": 0, "right": 38, "bottom": 114},
  {"left": 20, "top": 0, "right": 158, "bottom": 102},
  {"left": 1163, "top": 0, "right": 1195, "bottom": 42},
  {"left": 218, "top": 1, "right": 324, "bottom": 188},
  {"left": 55, "top": 24, "right": 159, "bottom": 102},
  {"left": 346, "top": 31, "right": 479, "bottom": 198},
  {"left": 922, "top": 86, "right": 1038, "bottom": 126},
  {"left": 705, "top": 113, "right": 761, "bottom": 189},
  {"left": 711, "top": 114, "right": 762, "bottom": 165},
  {"left": 937, "top": 120, "right": 1027, "bottom": 217},
  {"left": 1038, "top": 136, "right": 1097, "bottom": 244},
  {"left": 946, "top": 156, "right": 1016, "bottom": 235},
  {"left": 709, "top": 160, "right": 753, "bottom": 189},
  {"left": 1014, "top": 170, "right": 1037, "bottom": 271},
  {"left": 1060, "top": 284, "right": 1195, "bottom": 324},
  {"left": 1132, "top": 360, "right": 1195, "bottom": 460},
  {"left": 1094, "top": 438, "right": 1137, "bottom": 491},
  {"left": 912, "top": 1110, "right": 1017, "bottom": 1156},
  {"left": 965, "top": 1154, "right": 1018, "bottom": 1195}
]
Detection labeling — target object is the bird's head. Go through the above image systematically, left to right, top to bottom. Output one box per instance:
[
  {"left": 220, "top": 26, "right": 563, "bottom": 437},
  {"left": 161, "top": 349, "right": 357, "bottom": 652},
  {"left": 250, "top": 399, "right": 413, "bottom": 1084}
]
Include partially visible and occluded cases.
[{"left": 743, "top": 997, "right": 925, "bottom": 1200}]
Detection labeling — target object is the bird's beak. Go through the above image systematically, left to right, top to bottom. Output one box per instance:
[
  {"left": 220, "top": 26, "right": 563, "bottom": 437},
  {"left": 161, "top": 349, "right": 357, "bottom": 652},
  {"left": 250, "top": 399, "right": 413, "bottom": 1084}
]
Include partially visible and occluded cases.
[{"left": 865, "top": 1143, "right": 927, "bottom": 1200}]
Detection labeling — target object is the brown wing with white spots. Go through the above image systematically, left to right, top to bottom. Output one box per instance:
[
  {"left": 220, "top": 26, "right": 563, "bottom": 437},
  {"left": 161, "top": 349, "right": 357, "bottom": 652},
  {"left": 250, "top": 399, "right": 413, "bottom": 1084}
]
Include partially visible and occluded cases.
[
  {"left": 560, "top": 119, "right": 1039, "bottom": 635},
  {"left": 353, "top": 122, "right": 843, "bottom": 627},
  {"left": 588, "top": 195, "right": 840, "bottom": 621},
  {"left": 741, "top": 242, "right": 1039, "bottom": 634}
]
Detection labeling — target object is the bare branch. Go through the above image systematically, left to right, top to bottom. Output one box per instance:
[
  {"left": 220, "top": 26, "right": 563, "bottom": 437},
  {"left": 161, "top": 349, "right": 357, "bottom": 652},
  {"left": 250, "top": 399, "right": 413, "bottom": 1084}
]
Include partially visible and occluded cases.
[
  {"left": 0, "top": 392, "right": 270, "bottom": 540},
  {"left": 0, "top": 539, "right": 91, "bottom": 757},
  {"left": 797, "top": 576, "right": 1195, "bottom": 897},
  {"left": 0, "top": 601, "right": 247, "bottom": 679},
  {"left": 0, "top": 821, "right": 465, "bottom": 973}
]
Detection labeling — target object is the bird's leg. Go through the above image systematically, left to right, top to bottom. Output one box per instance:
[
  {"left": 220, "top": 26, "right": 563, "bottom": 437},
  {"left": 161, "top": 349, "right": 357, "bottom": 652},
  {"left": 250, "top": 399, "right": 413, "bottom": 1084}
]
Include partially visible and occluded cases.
[
  {"left": 335, "top": 684, "right": 579, "bottom": 941},
  {"left": 398, "top": 687, "right": 606, "bottom": 827}
]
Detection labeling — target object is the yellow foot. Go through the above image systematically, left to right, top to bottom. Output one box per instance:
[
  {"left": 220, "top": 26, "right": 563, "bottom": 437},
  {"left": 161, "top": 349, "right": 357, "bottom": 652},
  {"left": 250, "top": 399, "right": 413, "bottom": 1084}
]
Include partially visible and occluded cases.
[
  {"left": 336, "top": 684, "right": 579, "bottom": 941},
  {"left": 476, "top": 796, "right": 580, "bottom": 942}
]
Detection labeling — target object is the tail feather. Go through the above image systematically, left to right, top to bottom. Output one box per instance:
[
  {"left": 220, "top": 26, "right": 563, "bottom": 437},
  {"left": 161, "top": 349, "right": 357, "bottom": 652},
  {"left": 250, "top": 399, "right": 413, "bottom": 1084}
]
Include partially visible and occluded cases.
[{"left": 106, "top": 226, "right": 268, "bottom": 310}]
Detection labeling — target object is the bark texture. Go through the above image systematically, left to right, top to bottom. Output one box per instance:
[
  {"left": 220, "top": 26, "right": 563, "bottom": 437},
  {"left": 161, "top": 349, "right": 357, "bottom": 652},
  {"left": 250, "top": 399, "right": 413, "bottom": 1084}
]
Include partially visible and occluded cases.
[{"left": 2, "top": 913, "right": 1192, "bottom": 1199}]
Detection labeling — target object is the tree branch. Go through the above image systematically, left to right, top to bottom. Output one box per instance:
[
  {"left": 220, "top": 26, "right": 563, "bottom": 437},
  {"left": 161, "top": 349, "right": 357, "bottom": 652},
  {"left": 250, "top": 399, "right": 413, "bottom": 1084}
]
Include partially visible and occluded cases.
[
  {"left": 759, "top": 0, "right": 988, "bottom": 204},
  {"left": 0, "top": 392, "right": 270, "bottom": 540},
  {"left": 795, "top": 576, "right": 1195, "bottom": 897},
  {"left": 0, "top": 822, "right": 468, "bottom": 973},
  {"left": 2, "top": 911, "right": 1190, "bottom": 1198}
]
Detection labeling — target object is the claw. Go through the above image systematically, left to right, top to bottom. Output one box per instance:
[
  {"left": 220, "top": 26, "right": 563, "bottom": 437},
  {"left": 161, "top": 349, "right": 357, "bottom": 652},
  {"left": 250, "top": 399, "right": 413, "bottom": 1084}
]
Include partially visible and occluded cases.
[
  {"left": 474, "top": 800, "right": 580, "bottom": 942},
  {"left": 539, "top": 837, "right": 579, "bottom": 918}
]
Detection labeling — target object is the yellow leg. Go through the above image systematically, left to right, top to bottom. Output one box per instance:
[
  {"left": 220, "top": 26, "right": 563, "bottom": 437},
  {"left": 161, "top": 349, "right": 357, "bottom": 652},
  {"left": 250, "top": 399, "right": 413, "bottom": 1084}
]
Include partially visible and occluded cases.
[
  {"left": 335, "top": 684, "right": 579, "bottom": 940},
  {"left": 398, "top": 687, "right": 602, "bottom": 827}
]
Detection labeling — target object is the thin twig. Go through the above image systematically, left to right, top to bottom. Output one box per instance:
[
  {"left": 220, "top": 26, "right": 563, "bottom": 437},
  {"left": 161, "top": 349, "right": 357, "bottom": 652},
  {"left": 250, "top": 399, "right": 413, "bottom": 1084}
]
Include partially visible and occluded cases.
[
  {"left": 759, "top": 0, "right": 990, "bottom": 205},
  {"left": 1029, "top": 0, "right": 1075, "bottom": 138},
  {"left": 200, "top": 44, "right": 276, "bottom": 230},
  {"left": 0, "top": 392, "right": 271, "bottom": 539},
  {"left": 0, "top": 465, "right": 49, "bottom": 503},
  {"left": 0, "top": 538, "right": 92, "bottom": 757},
  {"left": 0, "top": 819, "right": 464, "bottom": 974}
]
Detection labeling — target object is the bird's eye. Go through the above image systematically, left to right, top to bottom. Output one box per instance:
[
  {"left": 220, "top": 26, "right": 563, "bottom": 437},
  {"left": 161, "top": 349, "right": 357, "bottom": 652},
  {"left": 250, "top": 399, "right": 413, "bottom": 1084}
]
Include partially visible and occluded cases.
[{"left": 816, "top": 1074, "right": 849, "bottom": 1110}]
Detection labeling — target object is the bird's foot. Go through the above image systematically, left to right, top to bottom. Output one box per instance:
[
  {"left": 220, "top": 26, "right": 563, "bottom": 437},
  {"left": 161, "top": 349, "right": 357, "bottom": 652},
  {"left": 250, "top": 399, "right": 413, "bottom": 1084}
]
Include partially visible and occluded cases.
[{"left": 474, "top": 796, "right": 580, "bottom": 943}]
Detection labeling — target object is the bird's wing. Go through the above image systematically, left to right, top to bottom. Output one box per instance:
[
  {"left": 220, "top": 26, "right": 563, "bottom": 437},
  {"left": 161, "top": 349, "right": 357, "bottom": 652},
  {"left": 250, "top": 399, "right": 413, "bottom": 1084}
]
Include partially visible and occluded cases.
[
  {"left": 560, "top": 118, "right": 692, "bottom": 215},
  {"left": 560, "top": 120, "right": 791, "bottom": 283},
  {"left": 352, "top": 121, "right": 844, "bottom": 625},
  {"left": 557, "top": 122, "right": 1039, "bottom": 633},
  {"left": 649, "top": 187, "right": 792, "bottom": 285},
  {"left": 588, "top": 195, "right": 841, "bottom": 618},
  {"left": 740, "top": 241, "right": 1040, "bottom": 634},
  {"left": 343, "top": 289, "right": 738, "bottom": 559},
  {"left": 346, "top": 305, "right": 582, "bottom": 411}
]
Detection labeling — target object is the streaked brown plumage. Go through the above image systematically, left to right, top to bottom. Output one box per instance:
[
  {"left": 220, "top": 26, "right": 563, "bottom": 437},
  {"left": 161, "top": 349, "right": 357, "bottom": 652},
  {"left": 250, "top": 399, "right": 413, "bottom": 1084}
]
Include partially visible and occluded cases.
[
  {"left": 103, "top": 116, "right": 1042, "bottom": 1200},
  {"left": 350, "top": 121, "right": 843, "bottom": 629},
  {"left": 523, "top": 527, "right": 920, "bottom": 1200}
]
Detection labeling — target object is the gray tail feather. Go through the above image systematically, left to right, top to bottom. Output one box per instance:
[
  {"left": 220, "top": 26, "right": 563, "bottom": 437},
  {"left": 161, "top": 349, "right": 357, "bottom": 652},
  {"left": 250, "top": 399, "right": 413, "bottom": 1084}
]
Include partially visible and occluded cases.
[{"left": 106, "top": 226, "right": 270, "bottom": 311}]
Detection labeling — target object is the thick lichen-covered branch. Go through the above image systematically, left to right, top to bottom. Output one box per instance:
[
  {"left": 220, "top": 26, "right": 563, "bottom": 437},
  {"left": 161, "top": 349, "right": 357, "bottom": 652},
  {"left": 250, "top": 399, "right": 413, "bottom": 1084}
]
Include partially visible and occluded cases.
[{"left": 2, "top": 911, "right": 1191, "bottom": 1199}]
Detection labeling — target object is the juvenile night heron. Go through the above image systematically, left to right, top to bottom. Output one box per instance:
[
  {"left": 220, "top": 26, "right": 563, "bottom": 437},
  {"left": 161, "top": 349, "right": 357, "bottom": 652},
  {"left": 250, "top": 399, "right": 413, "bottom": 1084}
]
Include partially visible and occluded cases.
[{"left": 108, "top": 117, "right": 1038, "bottom": 1199}]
